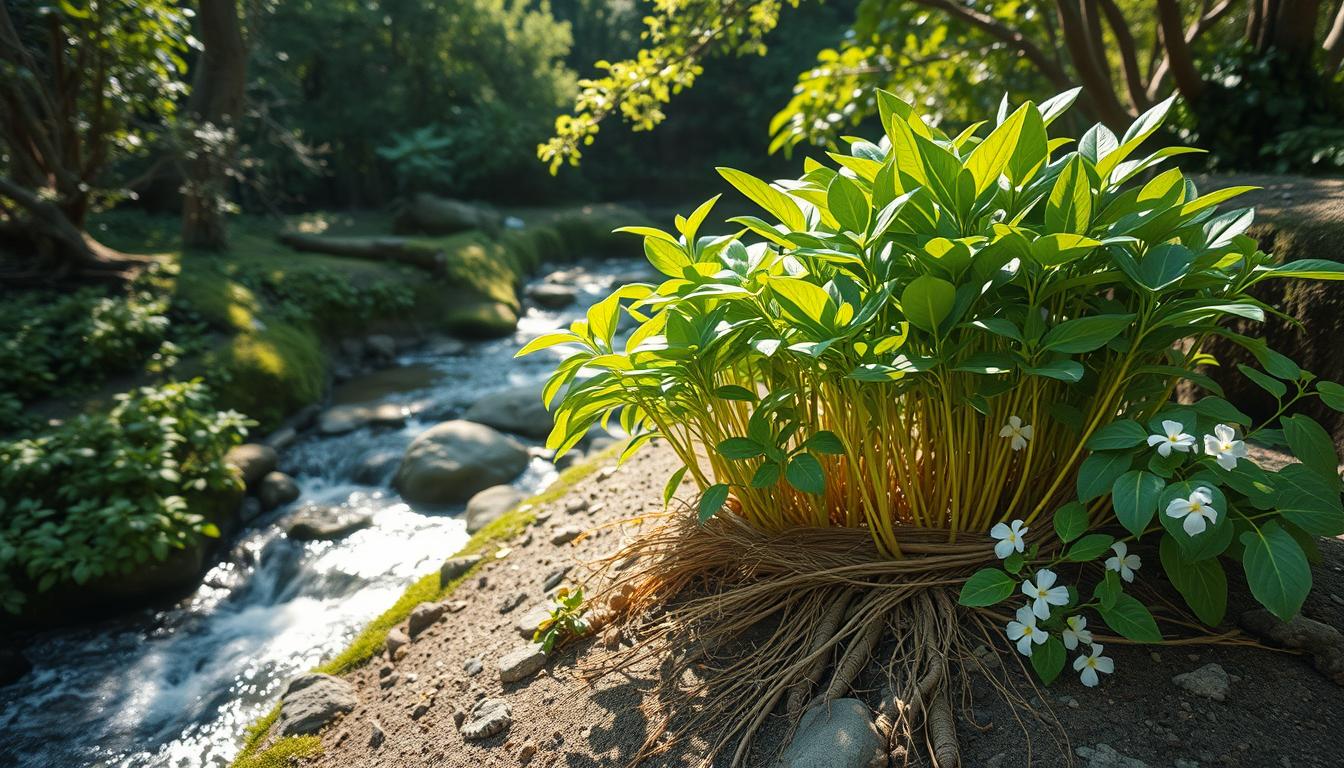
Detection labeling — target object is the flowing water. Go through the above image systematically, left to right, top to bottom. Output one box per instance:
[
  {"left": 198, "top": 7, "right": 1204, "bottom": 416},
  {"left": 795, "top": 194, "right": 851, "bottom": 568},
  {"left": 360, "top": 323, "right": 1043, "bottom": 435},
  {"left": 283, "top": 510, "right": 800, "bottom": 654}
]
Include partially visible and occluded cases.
[{"left": 0, "top": 258, "right": 647, "bottom": 768}]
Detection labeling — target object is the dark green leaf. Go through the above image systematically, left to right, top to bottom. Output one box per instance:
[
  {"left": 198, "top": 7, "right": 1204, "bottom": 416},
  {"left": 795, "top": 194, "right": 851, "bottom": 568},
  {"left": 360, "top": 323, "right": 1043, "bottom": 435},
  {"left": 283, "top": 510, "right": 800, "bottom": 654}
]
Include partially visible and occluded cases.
[
  {"left": 1041, "top": 314, "right": 1134, "bottom": 354},
  {"left": 1282, "top": 415, "right": 1339, "bottom": 478},
  {"left": 1086, "top": 420, "right": 1148, "bottom": 450},
  {"left": 807, "top": 431, "right": 846, "bottom": 455},
  {"left": 718, "top": 437, "right": 764, "bottom": 460},
  {"left": 1077, "top": 451, "right": 1134, "bottom": 502},
  {"left": 785, "top": 453, "right": 826, "bottom": 495},
  {"left": 750, "top": 462, "right": 781, "bottom": 488},
  {"left": 1112, "top": 470, "right": 1164, "bottom": 538},
  {"left": 698, "top": 484, "right": 730, "bottom": 523},
  {"left": 1053, "top": 501, "right": 1089, "bottom": 543},
  {"left": 1240, "top": 521, "right": 1312, "bottom": 621},
  {"left": 1066, "top": 533, "right": 1115, "bottom": 562},
  {"left": 1159, "top": 535, "right": 1227, "bottom": 626},
  {"left": 958, "top": 567, "right": 1017, "bottom": 607},
  {"left": 1099, "top": 592, "right": 1161, "bottom": 642},
  {"left": 1031, "top": 635, "right": 1066, "bottom": 684}
]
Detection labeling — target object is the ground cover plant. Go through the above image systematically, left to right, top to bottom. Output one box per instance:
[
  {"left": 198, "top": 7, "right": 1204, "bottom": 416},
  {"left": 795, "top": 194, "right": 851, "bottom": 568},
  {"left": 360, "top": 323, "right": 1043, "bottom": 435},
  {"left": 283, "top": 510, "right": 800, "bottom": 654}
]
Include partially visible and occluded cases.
[{"left": 523, "top": 90, "right": 1344, "bottom": 766}]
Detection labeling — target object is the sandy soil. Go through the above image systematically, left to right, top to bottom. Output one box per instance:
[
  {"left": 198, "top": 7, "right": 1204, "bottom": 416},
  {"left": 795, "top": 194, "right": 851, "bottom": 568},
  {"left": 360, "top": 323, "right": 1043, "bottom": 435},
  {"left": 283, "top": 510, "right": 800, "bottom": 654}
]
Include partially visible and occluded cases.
[{"left": 290, "top": 444, "right": 1344, "bottom": 768}]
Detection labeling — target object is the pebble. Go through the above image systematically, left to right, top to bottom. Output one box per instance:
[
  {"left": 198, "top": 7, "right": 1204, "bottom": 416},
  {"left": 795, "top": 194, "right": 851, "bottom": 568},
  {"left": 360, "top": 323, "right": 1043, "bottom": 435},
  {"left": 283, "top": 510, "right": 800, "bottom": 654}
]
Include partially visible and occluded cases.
[
  {"left": 564, "top": 498, "right": 587, "bottom": 514},
  {"left": 550, "top": 526, "right": 582, "bottom": 545},
  {"left": 440, "top": 555, "right": 483, "bottom": 587},
  {"left": 541, "top": 565, "right": 571, "bottom": 592},
  {"left": 499, "top": 592, "right": 527, "bottom": 613},
  {"left": 446, "top": 601, "right": 467, "bottom": 613},
  {"left": 408, "top": 602, "right": 446, "bottom": 637},
  {"left": 517, "top": 606, "right": 552, "bottom": 638},
  {"left": 385, "top": 627, "right": 411, "bottom": 657},
  {"left": 498, "top": 645, "right": 547, "bottom": 683},
  {"left": 464, "top": 658, "right": 483, "bottom": 676},
  {"left": 1172, "top": 663, "right": 1232, "bottom": 702},
  {"left": 380, "top": 672, "right": 399, "bottom": 689},
  {"left": 460, "top": 697, "right": 513, "bottom": 740},
  {"left": 410, "top": 699, "right": 432, "bottom": 719},
  {"left": 369, "top": 720, "right": 385, "bottom": 748},
  {"left": 518, "top": 741, "right": 537, "bottom": 765},
  {"left": 1074, "top": 744, "right": 1150, "bottom": 768}
]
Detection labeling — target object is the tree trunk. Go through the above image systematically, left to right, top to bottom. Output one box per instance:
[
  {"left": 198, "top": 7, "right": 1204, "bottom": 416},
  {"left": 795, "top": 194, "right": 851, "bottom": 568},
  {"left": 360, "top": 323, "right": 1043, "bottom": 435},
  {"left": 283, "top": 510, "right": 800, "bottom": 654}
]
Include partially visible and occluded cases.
[
  {"left": 181, "top": 0, "right": 247, "bottom": 251},
  {"left": 1054, "top": 0, "right": 1133, "bottom": 129},
  {"left": 1155, "top": 0, "right": 1207, "bottom": 104},
  {"left": 1325, "top": 2, "right": 1344, "bottom": 74},
  {"left": 275, "top": 232, "right": 449, "bottom": 272}
]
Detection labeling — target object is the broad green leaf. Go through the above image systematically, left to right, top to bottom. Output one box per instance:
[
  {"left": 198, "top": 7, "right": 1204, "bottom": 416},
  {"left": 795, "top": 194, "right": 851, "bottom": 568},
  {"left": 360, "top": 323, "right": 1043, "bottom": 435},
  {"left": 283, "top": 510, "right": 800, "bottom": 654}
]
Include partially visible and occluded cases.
[
  {"left": 966, "top": 102, "right": 1029, "bottom": 192},
  {"left": 1046, "top": 155, "right": 1091, "bottom": 233},
  {"left": 718, "top": 168, "right": 807, "bottom": 231},
  {"left": 827, "top": 175, "right": 870, "bottom": 234},
  {"left": 1031, "top": 233, "right": 1101, "bottom": 267},
  {"left": 644, "top": 237, "right": 691, "bottom": 277},
  {"left": 1135, "top": 243, "right": 1194, "bottom": 290},
  {"left": 1259, "top": 259, "right": 1344, "bottom": 281},
  {"left": 900, "top": 275, "right": 956, "bottom": 333},
  {"left": 771, "top": 277, "right": 836, "bottom": 327},
  {"left": 1040, "top": 314, "right": 1134, "bottom": 354},
  {"left": 516, "top": 331, "right": 578, "bottom": 358},
  {"left": 1024, "top": 358, "right": 1084, "bottom": 382},
  {"left": 1237, "top": 364, "right": 1286, "bottom": 400},
  {"left": 1317, "top": 381, "right": 1344, "bottom": 411},
  {"left": 714, "top": 385, "right": 756, "bottom": 401},
  {"left": 1281, "top": 415, "right": 1339, "bottom": 478},
  {"left": 1086, "top": 420, "right": 1148, "bottom": 450},
  {"left": 808, "top": 431, "right": 846, "bottom": 455},
  {"left": 718, "top": 437, "right": 764, "bottom": 460},
  {"left": 1077, "top": 450, "right": 1134, "bottom": 502},
  {"left": 785, "top": 453, "right": 826, "bottom": 495},
  {"left": 751, "top": 462, "right": 781, "bottom": 488},
  {"left": 1276, "top": 464, "right": 1344, "bottom": 536},
  {"left": 663, "top": 465, "right": 689, "bottom": 505},
  {"left": 1112, "top": 470, "right": 1164, "bottom": 538},
  {"left": 698, "top": 484, "right": 730, "bottom": 523},
  {"left": 1053, "top": 501, "right": 1089, "bottom": 542},
  {"left": 1240, "top": 521, "right": 1312, "bottom": 621},
  {"left": 1066, "top": 533, "right": 1115, "bottom": 562},
  {"left": 1160, "top": 535, "right": 1228, "bottom": 626},
  {"left": 957, "top": 567, "right": 1016, "bottom": 606},
  {"left": 1099, "top": 592, "right": 1162, "bottom": 642},
  {"left": 1030, "top": 635, "right": 1066, "bottom": 684}
]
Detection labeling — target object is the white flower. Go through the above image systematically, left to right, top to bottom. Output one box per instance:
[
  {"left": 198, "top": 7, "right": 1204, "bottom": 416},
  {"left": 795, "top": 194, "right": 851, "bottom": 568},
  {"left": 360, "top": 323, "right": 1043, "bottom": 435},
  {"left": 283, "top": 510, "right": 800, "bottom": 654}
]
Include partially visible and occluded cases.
[
  {"left": 999, "top": 415, "right": 1033, "bottom": 451},
  {"left": 1146, "top": 419, "right": 1196, "bottom": 457},
  {"left": 1203, "top": 423, "right": 1248, "bottom": 471},
  {"left": 1165, "top": 486, "right": 1219, "bottom": 536},
  {"left": 990, "top": 519, "right": 1028, "bottom": 559},
  {"left": 1104, "top": 541, "right": 1142, "bottom": 583},
  {"left": 1022, "top": 568, "right": 1070, "bottom": 620},
  {"left": 1005, "top": 604, "right": 1048, "bottom": 657},
  {"left": 1061, "top": 615, "right": 1093, "bottom": 651},
  {"left": 1073, "top": 644, "right": 1114, "bottom": 687}
]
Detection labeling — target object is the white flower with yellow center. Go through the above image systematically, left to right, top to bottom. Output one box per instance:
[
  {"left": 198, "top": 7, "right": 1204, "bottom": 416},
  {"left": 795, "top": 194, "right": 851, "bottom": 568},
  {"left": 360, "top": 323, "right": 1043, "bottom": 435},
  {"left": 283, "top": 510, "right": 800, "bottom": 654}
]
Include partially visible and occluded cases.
[
  {"left": 999, "top": 416, "right": 1033, "bottom": 451},
  {"left": 1147, "top": 419, "right": 1195, "bottom": 457},
  {"left": 1203, "top": 423, "right": 1248, "bottom": 471},
  {"left": 1165, "top": 486, "right": 1218, "bottom": 536},
  {"left": 990, "top": 519, "right": 1028, "bottom": 559},
  {"left": 1104, "top": 541, "right": 1141, "bottom": 583},
  {"left": 1022, "top": 568, "right": 1069, "bottom": 620},
  {"left": 1005, "top": 604, "right": 1048, "bottom": 657},
  {"left": 1061, "top": 615, "right": 1093, "bottom": 651},
  {"left": 1073, "top": 644, "right": 1114, "bottom": 687}
]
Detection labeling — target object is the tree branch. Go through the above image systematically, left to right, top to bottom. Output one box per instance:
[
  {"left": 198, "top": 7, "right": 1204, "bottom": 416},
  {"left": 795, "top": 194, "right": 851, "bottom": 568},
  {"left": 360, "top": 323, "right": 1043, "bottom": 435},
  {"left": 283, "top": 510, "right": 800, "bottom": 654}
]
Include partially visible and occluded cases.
[
  {"left": 909, "top": 0, "right": 1074, "bottom": 90},
  {"left": 1053, "top": 0, "right": 1133, "bottom": 127},
  {"left": 1097, "top": 0, "right": 1151, "bottom": 111},
  {"left": 1155, "top": 0, "right": 1207, "bottom": 103},
  {"left": 1325, "top": 1, "right": 1344, "bottom": 74}
]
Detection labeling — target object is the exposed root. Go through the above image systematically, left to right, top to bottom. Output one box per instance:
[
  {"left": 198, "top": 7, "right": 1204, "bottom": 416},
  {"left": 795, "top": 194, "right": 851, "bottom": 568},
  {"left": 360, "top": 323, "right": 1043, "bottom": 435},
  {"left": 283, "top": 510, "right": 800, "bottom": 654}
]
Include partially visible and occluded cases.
[{"left": 571, "top": 512, "right": 1054, "bottom": 768}]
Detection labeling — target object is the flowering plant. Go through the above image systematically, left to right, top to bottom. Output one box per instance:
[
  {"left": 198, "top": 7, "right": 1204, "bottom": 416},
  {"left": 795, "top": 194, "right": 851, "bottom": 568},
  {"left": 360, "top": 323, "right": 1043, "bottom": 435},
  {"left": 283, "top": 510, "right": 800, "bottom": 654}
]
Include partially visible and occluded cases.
[{"left": 523, "top": 88, "right": 1344, "bottom": 694}]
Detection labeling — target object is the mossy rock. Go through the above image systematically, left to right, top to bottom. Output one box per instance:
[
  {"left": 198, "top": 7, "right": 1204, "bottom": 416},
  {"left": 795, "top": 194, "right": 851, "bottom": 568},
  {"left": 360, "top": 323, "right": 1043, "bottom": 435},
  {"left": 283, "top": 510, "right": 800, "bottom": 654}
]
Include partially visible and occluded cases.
[
  {"left": 1189, "top": 175, "right": 1344, "bottom": 450},
  {"left": 212, "top": 321, "right": 325, "bottom": 432}
]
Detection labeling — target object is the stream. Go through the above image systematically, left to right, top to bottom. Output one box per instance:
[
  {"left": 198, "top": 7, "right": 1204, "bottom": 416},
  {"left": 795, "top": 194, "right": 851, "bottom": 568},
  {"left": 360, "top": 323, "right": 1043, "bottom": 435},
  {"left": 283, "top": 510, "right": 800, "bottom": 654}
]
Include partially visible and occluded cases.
[{"left": 0, "top": 257, "right": 646, "bottom": 768}]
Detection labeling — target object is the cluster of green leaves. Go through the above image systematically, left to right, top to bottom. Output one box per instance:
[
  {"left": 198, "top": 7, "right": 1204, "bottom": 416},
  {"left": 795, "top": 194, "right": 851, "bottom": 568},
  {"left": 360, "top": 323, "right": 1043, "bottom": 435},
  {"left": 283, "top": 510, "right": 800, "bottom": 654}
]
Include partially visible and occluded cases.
[
  {"left": 525, "top": 88, "right": 1344, "bottom": 621},
  {"left": 231, "top": 263, "right": 416, "bottom": 330},
  {"left": 0, "top": 280, "right": 176, "bottom": 430},
  {"left": 0, "top": 380, "right": 250, "bottom": 613},
  {"left": 533, "top": 586, "right": 590, "bottom": 652}
]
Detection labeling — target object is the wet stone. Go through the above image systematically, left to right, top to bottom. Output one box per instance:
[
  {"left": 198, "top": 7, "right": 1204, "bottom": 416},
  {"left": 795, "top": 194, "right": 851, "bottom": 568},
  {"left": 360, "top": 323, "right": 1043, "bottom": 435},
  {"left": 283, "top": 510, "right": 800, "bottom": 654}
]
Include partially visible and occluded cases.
[{"left": 459, "top": 697, "right": 513, "bottom": 740}]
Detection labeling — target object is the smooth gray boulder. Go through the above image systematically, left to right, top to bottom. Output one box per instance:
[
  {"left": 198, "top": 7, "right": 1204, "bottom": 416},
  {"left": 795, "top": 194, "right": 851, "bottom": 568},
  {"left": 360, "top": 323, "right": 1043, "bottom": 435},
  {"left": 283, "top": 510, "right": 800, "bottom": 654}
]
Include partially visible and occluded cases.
[
  {"left": 526, "top": 283, "right": 577, "bottom": 309},
  {"left": 463, "top": 384, "right": 553, "bottom": 439},
  {"left": 319, "top": 402, "right": 407, "bottom": 435},
  {"left": 394, "top": 420, "right": 528, "bottom": 505},
  {"left": 226, "top": 443, "right": 278, "bottom": 488},
  {"left": 257, "top": 471, "right": 300, "bottom": 510},
  {"left": 466, "top": 485, "right": 526, "bottom": 533},
  {"left": 286, "top": 506, "right": 373, "bottom": 541},
  {"left": 439, "top": 554, "right": 483, "bottom": 587},
  {"left": 498, "top": 645, "right": 547, "bottom": 683},
  {"left": 277, "top": 673, "right": 357, "bottom": 736},
  {"left": 777, "top": 698, "right": 885, "bottom": 768}
]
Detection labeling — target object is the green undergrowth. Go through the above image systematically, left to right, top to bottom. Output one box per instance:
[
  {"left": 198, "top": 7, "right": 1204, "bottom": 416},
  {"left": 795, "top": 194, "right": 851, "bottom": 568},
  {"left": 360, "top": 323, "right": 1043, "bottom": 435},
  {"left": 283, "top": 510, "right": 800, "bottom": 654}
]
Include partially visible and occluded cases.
[{"left": 228, "top": 444, "right": 619, "bottom": 768}]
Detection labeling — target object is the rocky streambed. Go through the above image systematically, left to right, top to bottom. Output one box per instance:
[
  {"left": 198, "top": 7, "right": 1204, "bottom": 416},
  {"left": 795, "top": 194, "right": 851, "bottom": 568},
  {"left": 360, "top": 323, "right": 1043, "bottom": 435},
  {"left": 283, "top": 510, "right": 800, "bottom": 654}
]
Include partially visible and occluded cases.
[{"left": 0, "top": 257, "right": 650, "bottom": 768}]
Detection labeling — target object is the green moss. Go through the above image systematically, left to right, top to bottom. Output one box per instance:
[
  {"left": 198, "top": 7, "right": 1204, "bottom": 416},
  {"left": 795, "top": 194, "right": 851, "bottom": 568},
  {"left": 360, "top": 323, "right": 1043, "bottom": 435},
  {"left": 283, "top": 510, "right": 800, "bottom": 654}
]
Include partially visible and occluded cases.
[
  {"left": 212, "top": 321, "right": 325, "bottom": 431},
  {"left": 233, "top": 735, "right": 322, "bottom": 768}
]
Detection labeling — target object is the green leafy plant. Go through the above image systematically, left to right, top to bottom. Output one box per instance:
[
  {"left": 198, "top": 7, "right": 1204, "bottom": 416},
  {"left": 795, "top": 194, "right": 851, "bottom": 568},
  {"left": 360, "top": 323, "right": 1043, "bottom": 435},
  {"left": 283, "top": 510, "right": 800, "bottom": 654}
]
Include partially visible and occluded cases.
[
  {"left": 524, "top": 87, "right": 1344, "bottom": 703},
  {"left": 0, "top": 380, "right": 250, "bottom": 613},
  {"left": 532, "top": 586, "right": 590, "bottom": 652}
]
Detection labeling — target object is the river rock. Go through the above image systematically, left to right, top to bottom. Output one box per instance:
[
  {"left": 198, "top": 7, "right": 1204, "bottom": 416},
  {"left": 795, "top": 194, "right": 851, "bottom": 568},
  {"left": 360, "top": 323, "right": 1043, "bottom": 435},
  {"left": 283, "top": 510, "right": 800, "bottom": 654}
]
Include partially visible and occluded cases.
[
  {"left": 526, "top": 283, "right": 577, "bottom": 309},
  {"left": 365, "top": 334, "right": 397, "bottom": 362},
  {"left": 463, "top": 384, "right": 553, "bottom": 439},
  {"left": 319, "top": 402, "right": 407, "bottom": 435},
  {"left": 394, "top": 420, "right": 529, "bottom": 505},
  {"left": 264, "top": 426, "right": 298, "bottom": 451},
  {"left": 226, "top": 443, "right": 278, "bottom": 488},
  {"left": 352, "top": 449, "right": 402, "bottom": 485},
  {"left": 257, "top": 471, "right": 300, "bottom": 510},
  {"left": 466, "top": 485, "right": 526, "bottom": 533},
  {"left": 238, "top": 496, "right": 263, "bottom": 525},
  {"left": 286, "top": 506, "right": 373, "bottom": 541},
  {"left": 439, "top": 554, "right": 482, "bottom": 587},
  {"left": 408, "top": 601, "right": 446, "bottom": 638},
  {"left": 516, "top": 606, "right": 552, "bottom": 638},
  {"left": 386, "top": 627, "right": 410, "bottom": 656},
  {"left": 498, "top": 645, "right": 547, "bottom": 683},
  {"left": 1172, "top": 663, "right": 1232, "bottom": 701},
  {"left": 277, "top": 673, "right": 358, "bottom": 736},
  {"left": 459, "top": 697, "right": 512, "bottom": 740},
  {"left": 777, "top": 698, "right": 885, "bottom": 768}
]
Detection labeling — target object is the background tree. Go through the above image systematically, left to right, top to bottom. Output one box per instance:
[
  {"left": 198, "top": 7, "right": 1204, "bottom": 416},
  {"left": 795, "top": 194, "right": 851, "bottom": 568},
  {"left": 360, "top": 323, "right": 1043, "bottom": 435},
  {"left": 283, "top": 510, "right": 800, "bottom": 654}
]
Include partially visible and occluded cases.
[
  {"left": 0, "top": 0, "right": 191, "bottom": 279},
  {"left": 180, "top": 0, "right": 247, "bottom": 250},
  {"left": 542, "top": 0, "right": 1344, "bottom": 171}
]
